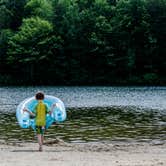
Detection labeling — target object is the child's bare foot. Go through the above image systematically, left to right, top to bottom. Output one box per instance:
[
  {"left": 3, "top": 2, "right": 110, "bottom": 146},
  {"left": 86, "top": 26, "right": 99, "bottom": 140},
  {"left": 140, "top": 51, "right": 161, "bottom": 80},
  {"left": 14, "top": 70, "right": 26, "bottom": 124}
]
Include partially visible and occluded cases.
[{"left": 39, "top": 146, "right": 43, "bottom": 152}]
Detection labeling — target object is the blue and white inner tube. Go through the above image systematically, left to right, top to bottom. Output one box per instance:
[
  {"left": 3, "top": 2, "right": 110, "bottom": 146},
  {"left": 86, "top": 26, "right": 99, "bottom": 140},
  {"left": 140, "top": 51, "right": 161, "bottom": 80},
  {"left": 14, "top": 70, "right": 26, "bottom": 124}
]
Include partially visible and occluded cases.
[{"left": 16, "top": 95, "right": 66, "bottom": 129}]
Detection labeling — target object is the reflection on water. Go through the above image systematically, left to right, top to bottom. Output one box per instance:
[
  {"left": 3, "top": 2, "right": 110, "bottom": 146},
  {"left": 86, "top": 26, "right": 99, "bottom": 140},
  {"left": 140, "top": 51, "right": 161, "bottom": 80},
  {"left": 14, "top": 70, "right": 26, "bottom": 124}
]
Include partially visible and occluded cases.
[
  {"left": 0, "top": 86, "right": 166, "bottom": 143},
  {"left": 0, "top": 107, "right": 165, "bottom": 143}
]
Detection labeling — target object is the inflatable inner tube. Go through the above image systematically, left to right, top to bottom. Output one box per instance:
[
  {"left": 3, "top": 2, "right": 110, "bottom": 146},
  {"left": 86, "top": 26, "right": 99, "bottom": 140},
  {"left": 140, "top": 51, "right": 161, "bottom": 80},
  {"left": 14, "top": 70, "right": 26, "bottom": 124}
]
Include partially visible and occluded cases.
[{"left": 16, "top": 95, "right": 66, "bottom": 129}]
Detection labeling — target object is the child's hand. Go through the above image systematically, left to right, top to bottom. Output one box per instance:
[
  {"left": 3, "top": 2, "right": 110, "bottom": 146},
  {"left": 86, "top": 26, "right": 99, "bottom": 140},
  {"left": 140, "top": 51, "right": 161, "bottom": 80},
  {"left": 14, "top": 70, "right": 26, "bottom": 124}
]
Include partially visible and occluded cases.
[
  {"left": 50, "top": 103, "right": 57, "bottom": 115},
  {"left": 52, "top": 103, "right": 57, "bottom": 107},
  {"left": 23, "top": 108, "right": 29, "bottom": 114}
]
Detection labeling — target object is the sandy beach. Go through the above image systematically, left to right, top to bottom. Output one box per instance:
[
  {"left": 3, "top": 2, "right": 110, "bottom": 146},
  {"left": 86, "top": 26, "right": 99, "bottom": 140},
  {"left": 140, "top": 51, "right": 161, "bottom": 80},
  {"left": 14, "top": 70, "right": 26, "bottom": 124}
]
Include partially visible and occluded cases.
[{"left": 0, "top": 140, "right": 165, "bottom": 166}]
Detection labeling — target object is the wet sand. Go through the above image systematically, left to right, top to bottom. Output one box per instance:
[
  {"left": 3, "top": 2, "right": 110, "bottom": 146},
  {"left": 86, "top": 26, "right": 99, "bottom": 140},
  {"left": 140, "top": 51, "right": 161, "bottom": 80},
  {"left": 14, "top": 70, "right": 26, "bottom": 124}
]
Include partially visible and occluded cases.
[{"left": 0, "top": 140, "right": 165, "bottom": 166}]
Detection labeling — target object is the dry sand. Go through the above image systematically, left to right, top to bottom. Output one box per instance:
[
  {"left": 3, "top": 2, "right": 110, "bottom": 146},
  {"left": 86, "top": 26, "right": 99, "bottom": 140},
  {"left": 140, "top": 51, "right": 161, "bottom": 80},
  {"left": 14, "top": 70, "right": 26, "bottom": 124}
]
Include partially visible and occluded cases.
[{"left": 0, "top": 140, "right": 165, "bottom": 166}]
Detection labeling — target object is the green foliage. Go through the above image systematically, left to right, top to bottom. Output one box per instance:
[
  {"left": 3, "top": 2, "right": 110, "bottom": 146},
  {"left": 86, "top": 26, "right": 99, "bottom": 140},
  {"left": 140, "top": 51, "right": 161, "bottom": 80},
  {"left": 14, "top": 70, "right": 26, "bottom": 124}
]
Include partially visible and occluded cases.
[
  {"left": 0, "top": 0, "right": 166, "bottom": 85},
  {"left": 0, "top": 0, "right": 27, "bottom": 30},
  {"left": 25, "top": 0, "right": 53, "bottom": 21},
  {"left": 110, "top": 0, "right": 152, "bottom": 79},
  {"left": 145, "top": 0, "right": 166, "bottom": 76},
  {"left": 0, "top": 1, "right": 12, "bottom": 30},
  {"left": 7, "top": 17, "right": 53, "bottom": 63},
  {"left": 0, "top": 29, "right": 13, "bottom": 58},
  {"left": 143, "top": 73, "right": 158, "bottom": 84}
]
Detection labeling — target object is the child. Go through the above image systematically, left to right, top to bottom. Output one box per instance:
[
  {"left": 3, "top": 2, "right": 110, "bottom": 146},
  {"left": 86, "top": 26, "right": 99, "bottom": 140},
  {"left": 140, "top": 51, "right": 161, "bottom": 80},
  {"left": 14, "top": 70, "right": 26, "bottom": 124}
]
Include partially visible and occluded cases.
[{"left": 23, "top": 92, "right": 56, "bottom": 151}]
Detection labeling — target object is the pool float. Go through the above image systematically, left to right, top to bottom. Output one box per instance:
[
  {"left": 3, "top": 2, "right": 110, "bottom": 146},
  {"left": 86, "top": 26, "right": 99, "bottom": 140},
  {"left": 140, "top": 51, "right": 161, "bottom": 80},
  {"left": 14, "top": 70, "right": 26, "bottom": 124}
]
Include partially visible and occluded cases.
[{"left": 16, "top": 95, "right": 66, "bottom": 129}]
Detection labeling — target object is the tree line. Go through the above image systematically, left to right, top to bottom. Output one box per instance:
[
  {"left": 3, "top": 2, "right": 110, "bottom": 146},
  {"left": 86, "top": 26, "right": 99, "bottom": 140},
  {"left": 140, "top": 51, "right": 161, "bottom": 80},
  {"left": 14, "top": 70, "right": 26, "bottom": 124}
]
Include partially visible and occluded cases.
[{"left": 0, "top": 0, "right": 166, "bottom": 85}]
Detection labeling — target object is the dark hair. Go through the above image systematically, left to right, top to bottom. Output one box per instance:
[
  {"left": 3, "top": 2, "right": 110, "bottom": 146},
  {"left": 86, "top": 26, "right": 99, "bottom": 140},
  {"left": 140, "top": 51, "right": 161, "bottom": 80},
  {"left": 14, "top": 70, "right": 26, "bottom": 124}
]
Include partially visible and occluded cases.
[{"left": 35, "top": 92, "right": 44, "bottom": 100}]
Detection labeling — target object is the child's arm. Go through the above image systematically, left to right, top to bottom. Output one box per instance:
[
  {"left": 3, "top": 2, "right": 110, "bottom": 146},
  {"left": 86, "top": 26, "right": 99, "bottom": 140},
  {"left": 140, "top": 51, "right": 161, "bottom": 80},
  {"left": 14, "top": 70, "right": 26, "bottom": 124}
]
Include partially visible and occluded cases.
[
  {"left": 49, "top": 103, "right": 57, "bottom": 115},
  {"left": 23, "top": 108, "right": 35, "bottom": 116}
]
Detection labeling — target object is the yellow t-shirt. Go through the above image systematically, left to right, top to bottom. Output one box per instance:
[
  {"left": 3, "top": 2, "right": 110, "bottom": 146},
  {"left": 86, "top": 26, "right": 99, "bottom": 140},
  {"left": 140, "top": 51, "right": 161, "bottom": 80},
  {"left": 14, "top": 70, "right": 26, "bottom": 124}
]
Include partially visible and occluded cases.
[{"left": 33, "top": 101, "right": 49, "bottom": 126}]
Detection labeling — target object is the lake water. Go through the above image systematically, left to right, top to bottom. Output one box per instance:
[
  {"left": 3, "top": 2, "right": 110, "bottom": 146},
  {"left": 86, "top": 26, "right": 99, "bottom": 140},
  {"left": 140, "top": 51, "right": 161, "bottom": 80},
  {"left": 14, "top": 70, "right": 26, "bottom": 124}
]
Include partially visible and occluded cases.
[{"left": 0, "top": 86, "right": 166, "bottom": 144}]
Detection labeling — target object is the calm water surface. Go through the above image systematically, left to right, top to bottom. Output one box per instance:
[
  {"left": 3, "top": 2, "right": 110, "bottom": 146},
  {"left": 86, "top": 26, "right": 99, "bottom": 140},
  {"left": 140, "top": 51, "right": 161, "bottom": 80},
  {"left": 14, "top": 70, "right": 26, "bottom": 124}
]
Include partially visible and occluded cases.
[{"left": 0, "top": 86, "right": 166, "bottom": 143}]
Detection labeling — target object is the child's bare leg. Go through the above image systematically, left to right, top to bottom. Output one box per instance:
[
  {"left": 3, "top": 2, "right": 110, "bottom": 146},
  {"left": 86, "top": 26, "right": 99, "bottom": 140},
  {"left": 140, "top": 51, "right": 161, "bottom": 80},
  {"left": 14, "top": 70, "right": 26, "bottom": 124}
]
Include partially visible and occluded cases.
[
  {"left": 41, "top": 126, "right": 45, "bottom": 144},
  {"left": 37, "top": 134, "right": 43, "bottom": 151},
  {"left": 41, "top": 135, "right": 44, "bottom": 144}
]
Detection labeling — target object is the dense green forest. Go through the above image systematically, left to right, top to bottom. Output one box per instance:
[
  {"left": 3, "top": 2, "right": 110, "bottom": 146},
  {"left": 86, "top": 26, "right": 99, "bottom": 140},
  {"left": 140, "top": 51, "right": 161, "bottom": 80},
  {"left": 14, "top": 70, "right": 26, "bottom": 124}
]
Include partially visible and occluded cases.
[{"left": 0, "top": 0, "right": 166, "bottom": 85}]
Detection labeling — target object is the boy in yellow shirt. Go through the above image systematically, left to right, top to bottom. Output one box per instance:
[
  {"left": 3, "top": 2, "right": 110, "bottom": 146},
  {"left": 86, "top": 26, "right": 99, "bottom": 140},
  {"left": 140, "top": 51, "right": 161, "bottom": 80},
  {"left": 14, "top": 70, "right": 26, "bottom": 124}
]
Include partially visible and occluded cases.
[{"left": 24, "top": 92, "right": 56, "bottom": 151}]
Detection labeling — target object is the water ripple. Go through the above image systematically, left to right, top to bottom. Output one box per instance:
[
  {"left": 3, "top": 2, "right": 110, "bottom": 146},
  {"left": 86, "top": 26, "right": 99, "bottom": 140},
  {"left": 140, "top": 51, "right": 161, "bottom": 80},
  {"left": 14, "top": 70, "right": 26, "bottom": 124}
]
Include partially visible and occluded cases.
[{"left": 0, "top": 107, "right": 165, "bottom": 143}]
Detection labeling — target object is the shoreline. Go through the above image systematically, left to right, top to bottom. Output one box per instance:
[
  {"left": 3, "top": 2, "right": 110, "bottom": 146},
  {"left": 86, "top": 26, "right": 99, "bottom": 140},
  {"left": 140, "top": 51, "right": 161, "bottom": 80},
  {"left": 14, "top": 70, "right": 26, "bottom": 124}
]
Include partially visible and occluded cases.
[{"left": 0, "top": 140, "right": 165, "bottom": 166}]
